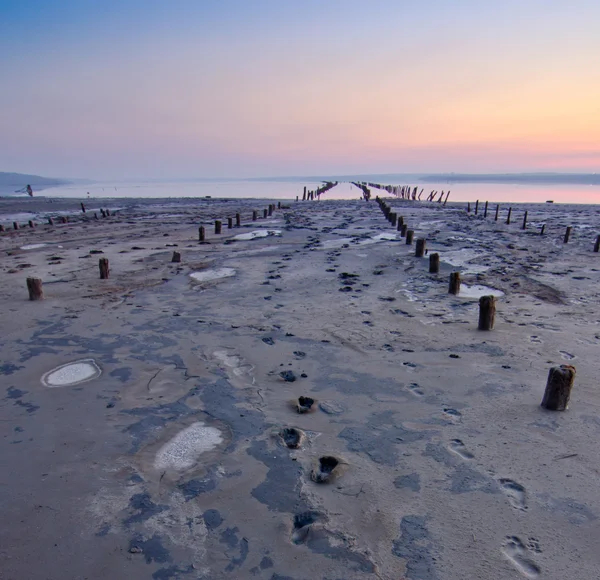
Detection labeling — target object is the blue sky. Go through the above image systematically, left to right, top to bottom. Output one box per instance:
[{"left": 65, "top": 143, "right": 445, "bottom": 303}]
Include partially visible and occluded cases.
[{"left": 1, "top": 1, "right": 599, "bottom": 179}]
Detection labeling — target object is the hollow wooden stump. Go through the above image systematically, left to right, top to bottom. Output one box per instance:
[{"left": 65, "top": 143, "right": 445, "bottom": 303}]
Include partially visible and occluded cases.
[
  {"left": 495, "top": 205, "right": 499, "bottom": 221},
  {"left": 506, "top": 207, "right": 512, "bottom": 225},
  {"left": 263, "top": 209, "right": 268, "bottom": 219},
  {"left": 253, "top": 210, "right": 257, "bottom": 221},
  {"left": 522, "top": 210, "right": 528, "bottom": 230},
  {"left": 236, "top": 213, "right": 241, "bottom": 227},
  {"left": 227, "top": 217, "right": 233, "bottom": 229},
  {"left": 215, "top": 220, "right": 222, "bottom": 235},
  {"left": 401, "top": 224, "right": 408, "bottom": 237},
  {"left": 198, "top": 226, "right": 205, "bottom": 242},
  {"left": 564, "top": 226, "right": 572, "bottom": 243},
  {"left": 406, "top": 230, "right": 414, "bottom": 245},
  {"left": 594, "top": 234, "right": 600, "bottom": 252},
  {"left": 415, "top": 238, "right": 426, "bottom": 257},
  {"left": 171, "top": 251, "right": 181, "bottom": 263},
  {"left": 429, "top": 253, "right": 440, "bottom": 273},
  {"left": 99, "top": 258, "right": 110, "bottom": 279},
  {"left": 449, "top": 272, "right": 461, "bottom": 295},
  {"left": 26, "top": 277, "right": 44, "bottom": 300},
  {"left": 478, "top": 295, "right": 496, "bottom": 330},
  {"left": 541, "top": 365, "right": 576, "bottom": 411}
]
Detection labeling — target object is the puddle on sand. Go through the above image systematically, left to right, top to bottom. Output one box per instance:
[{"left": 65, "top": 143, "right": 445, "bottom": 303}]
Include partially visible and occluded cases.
[
  {"left": 233, "top": 229, "right": 281, "bottom": 241},
  {"left": 20, "top": 243, "right": 48, "bottom": 250},
  {"left": 190, "top": 268, "right": 236, "bottom": 282},
  {"left": 458, "top": 284, "right": 504, "bottom": 299},
  {"left": 41, "top": 359, "right": 101, "bottom": 387},
  {"left": 154, "top": 422, "right": 224, "bottom": 471}
]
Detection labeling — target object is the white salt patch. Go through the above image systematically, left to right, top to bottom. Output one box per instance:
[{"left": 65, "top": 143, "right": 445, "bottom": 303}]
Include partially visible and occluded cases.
[
  {"left": 233, "top": 229, "right": 281, "bottom": 241},
  {"left": 322, "top": 232, "right": 397, "bottom": 249},
  {"left": 366, "top": 232, "right": 398, "bottom": 243},
  {"left": 20, "top": 243, "right": 47, "bottom": 250},
  {"left": 439, "top": 249, "right": 490, "bottom": 274},
  {"left": 190, "top": 268, "right": 236, "bottom": 282},
  {"left": 459, "top": 284, "right": 504, "bottom": 299},
  {"left": 213, "top": 350, "right": 254, "bottom": 376},
  {"left": 42, "top": 359, "right": 101, "bottom": 387},
  {"left": 154, "top": 422, "right": 223, "bottom": 471}
]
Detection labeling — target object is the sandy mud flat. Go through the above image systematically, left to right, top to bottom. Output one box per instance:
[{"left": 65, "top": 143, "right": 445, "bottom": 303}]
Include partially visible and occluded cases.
[{"left": 1, "top": 192, "right": 600, "bottom": 579}]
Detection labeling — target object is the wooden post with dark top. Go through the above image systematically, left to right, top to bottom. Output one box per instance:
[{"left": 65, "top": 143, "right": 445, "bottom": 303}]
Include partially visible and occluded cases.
[
  {"left": 495, "top": 205, "right": 499, "bottom": 221},
  {"left": 506, "top": 207, "right": 512, "bottom": 225},
  {"left": 253, "top": 210, "right": 257, "bottom": 221},
  {"left": 522, "top": 210, "right": 528, "bottom": 230},
  {"left": 215, "top": 220, "right": 222, "bottom": 235},
  {"left": 199, "top": 226, "right": 205, "bottom": 242},
  {"left": 564, "top": 226, "right": 572, "bottom": 243},
  {"left": 405, "top": 230, "right": 414, "bottom": 245},
  {"left": 594, "top": 235, "right": 600, "bottom": 252},
  {"left": 415, "top": 238, "right": 426, "bottom": 257},
  {"left": 171, "top": 251, "right": 181, "bottom": 263},
  {"left": 429, "top": 253, "right": 439, "bottom": 273},
  {"left": 99, "top": 258, "right": 110, "bottom": 279},
  {"left": 449, "top": 272, "right": 461, "bottom": 295},
  {"left": 26, "top": 277, "right": 44, "bottom": 301},
  {"left": 478, "top": 295, "right": 496, "bottom": 330},
  {"left": 541, "top": 365, "right": 576, "bottom": 411}
]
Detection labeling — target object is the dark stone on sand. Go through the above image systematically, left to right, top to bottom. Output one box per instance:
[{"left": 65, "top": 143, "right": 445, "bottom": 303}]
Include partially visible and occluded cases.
[
  {"left": 262, "top": 337, "right": 275, "bottom": 345},
  {"left": 280, "top": 370, "right": 296, "bottom": 382},
  {"left": 394, "top": 473, "right": 421, "bottom": 492},
  {"left": 203, "top": 509, "right": 224, "bottom": 530}
]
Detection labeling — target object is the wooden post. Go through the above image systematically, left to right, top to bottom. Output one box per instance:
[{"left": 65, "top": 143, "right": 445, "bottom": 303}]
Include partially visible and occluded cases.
[
  {"left": 475, "top": 200, "right": 479, "bottom": 215},
  {"left": 484, "top": 201, "right": 488, "bottom": 218},
  {"left": 81, "top": 202, "right": 86, "bottom": 213},
  {"left": 278, "top": 202, "right": 281, "bottom": 209},
  {"left": 467, "top": 202, "right": 471, "bottom": 213},
  {"left": 268, "top": 205, "right": 273, "bottom": 216},
  {"left": 495, "top": 205, "right": 499, "bottom": 221},
  {"left": 506, "top": 207, "right": 512, "bottom": 225},
  {"left": 100, "top": 209, "right": 106, "bottom": 218},
  {"left": 106, "top": 209, "right": 110, "bottom": 217},
  {"left": 263, "top": 209, "right": 268, "bottom": 219},
  {"left": 253, "top": 210, "right": 257, "bottom": 221},
  {"left": 522, "top": 210, "right": 528, "bottom": 230},
  {"left": 236, "top": 213, "right": 241, "bottom": 227},
  {"left": 390, "top": 213, "right": 397, "bottom": 227},
  {"left": 61, "top": 216, "right": 68, "bottom": 224},
  {"left": 48, "top": 217, "right": 54, "bottom": 225},
  {"left": 228, "top": 217, "right": 233, "bottom": 229},
  {"left": 397, "top": 219, "right": 403, "bottom": 232},
  {"left": 28, "top": 220, "right": 35, "bottom": 228},
  {"left": 215, "top": 220, "right": 222, "bottom": 235},
  {"left": 13, "top": 222, "right": 19, "bottom": 230},
  {"left": 0, "top": 224, "right": 4, "bottom": 232},
  {"left": 401, "top": 224, "right": 408, "bottom": 237},
  {"left": 540, "top": 224, "right": 546, "bottom": 236},
  {"left": 198, "top": 226, "right": 205, "bottom": 242},
  {"left": 564, "top": 226, "right": 572, "bottom": 243},
  {"left": 406, "top": 230, "right": 414, "bottom": 245},
  {"left": 594, "top": 235, "right": 600, "bottom": 252},
  {"left": 415, "top": 238, "right": 426, "bottom": 257},
  {"left": 171, "top": 251, "right": 181, "bottom": 263},
  {"left": 429, "top": 253, "right": 440, "bottom": 273},
  {"left": 99, "top": 258, "right": 110, "bottom": 279},
  {"left": 449, "top": 272, "right": 461, "bottom": 295},
  {"left": 26, "top": 277, "right": 44, "bottom": 300},
  {"left": 478, "top": 295, "right": 496, "bottom": 330},
  {"left": 541, "top": 365, "right": 576, "bottom": 411}
]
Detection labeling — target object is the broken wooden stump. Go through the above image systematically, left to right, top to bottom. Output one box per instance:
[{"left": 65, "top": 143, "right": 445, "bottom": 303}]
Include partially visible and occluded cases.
[
  {"left": 522, "top": 210, "right": 528, "bottom": 230},
  {"left": 28, "top": 220, "right": 35, "bottom": 228},
  {"left": 215, "top": 220, "right": 222, "bottom": 235},
  {"left": 564, "top": 226, "right": 572, "bottom": 243},
  {"left": 405, "top": 230, "right": 414, "bottom": 245},
  {"left": 415, "top": 238, "right": 426, "bottom": 257},
  {"left": 171, "top": 251, "right": 181, "bottom": 263},
  {"left": 429, "top": 253, "right": 440, "bottom": 273},
  {"left": 99, "top": 258, "right": 110, "bottom": 279},
  {"left": 449, "top": 272, "right": 461, "bottom": 295},
  {"left": 26, "top": 277, "right": 44, "bottom": 300},
  {"left": 478, "top": 295, "right": 496, "bottom": 330},
  {"left": 541, "top": 365, "right": 576, "bottom": 411}
]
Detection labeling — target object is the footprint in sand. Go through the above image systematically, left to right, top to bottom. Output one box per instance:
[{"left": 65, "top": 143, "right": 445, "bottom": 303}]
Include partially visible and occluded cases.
[
  {"left": 559, "top": 350, "right": 575, "bottom": 360},
  {"left": 406, "top": 383, "right": 424, "bottom": 397},
  {"left": 448, "top": 439, "right": 474, "bottom": 459},
  {"left": 499, "top": 478, "right": 528, "bottom": 511},
  {"left": 502, "top": 536, "right": 541, "bottom": 578}
]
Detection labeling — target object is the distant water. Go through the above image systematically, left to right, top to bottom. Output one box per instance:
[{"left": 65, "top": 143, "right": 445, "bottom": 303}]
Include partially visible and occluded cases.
[{"left": 29, "top": 178, "right": 600, "bottom": 205}]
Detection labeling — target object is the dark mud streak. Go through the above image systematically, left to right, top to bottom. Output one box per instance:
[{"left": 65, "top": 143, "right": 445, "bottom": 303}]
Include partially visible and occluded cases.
[
  {"left": 0, "top": 363, "right": 25, "bottom": 375},
  {"left": 394, "top": 473, "right": 421, "bottom": 492},
  {"left": 123, "top": 492, "right": 169, "bottom": 526},
  {"left": 392, "top": 516, "right": 439, "bottom": 580},
  {"left": 129, "top": 534, "right": 172, "bottom": 564}
]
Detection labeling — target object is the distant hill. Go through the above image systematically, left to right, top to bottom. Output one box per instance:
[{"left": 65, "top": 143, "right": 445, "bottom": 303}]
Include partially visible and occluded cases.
[{"left": 0, "top": 171, "right": 70, "bottom": 195}]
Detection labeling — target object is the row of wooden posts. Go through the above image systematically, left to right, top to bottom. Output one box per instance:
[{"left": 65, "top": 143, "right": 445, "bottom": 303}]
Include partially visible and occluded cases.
[
  {"left": 300, "top": 182, "right": 338, "bottom": 202},
  {"left": 368, "top": 182, "right": 451, "bottom": 204},
  {"left": 377, "top": 196, "right": 577, "bottom": 411},
  {"left": 468, "top": 200, "right": 600, "bottom": 250},
  {"left": 199, "top": 202, "right": 281, "bottom": 241},
  {"left": 1, "top": 207, "right": 113, "bottom": 232}
]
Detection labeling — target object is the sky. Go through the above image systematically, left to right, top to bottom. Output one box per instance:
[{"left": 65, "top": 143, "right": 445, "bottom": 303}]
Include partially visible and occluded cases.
[{"left": 1, "top": 0, "right": 599, "bottom": 179}]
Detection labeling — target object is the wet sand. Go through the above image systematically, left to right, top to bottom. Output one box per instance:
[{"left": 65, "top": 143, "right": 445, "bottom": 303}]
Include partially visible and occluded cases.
[{"left": 1, "top": 191, "right": 600, "bottom": 579}]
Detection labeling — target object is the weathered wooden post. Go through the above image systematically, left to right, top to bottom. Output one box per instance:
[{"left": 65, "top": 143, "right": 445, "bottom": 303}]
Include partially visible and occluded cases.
[
  {"left": 475, "top": 200, "right": 479, "bottom": 215},
  {"left": 278, "top": 201, "right": 281, "bottom": 209},
  {"left": 484, "top": 201, "right": 488, "bottom": 218},
  {"left": 81, "top": 202, "right": 86, "bottom": 213},
  {"left": 467, "top": 202, "right": 471, "bottom": 213},
  {"left": 268, "top": 205, "right": 273, "bottom": 216},
  {"left": 495, "top": 205, "right": 499, "bottom": 221},
  {"left": 506, "top": 207, "right": 512, "bottom": 225},
  {"left": 100, "top": 209, "right": 106, "bottom": 218},
  {"left": 106, "top": 209, "right": 110, "bottom": 217},
  {"left": 263, "top": 209, "right": 268, "bottom": 218},
  {"left": 253, "top": 210, "right": 258, "bottom": 221},
  {"left": 522, "top": 210, "right": 528, "bottom": 230},
  {"left": 236, "top": 213, "right": 241, "bottom": 227},
  {"left": 390, "top": 213, "right": 397, "bottom": 227},
  {"left": 48, "top": 217, "right": 54, "bottom": 225},
  {"left": 227, "top": 217, "right": 233, "bottom": 229},
  {"left": 28, "top": 220, "right": 35, "bottom": 228},
  {"left": 215, "top": 220, "right": 222, "bottom": 235},
  {"left": 13, "top": 222, "right": 19, "bottom": 230},
  {"left": 401, "top": 224, "right": 408, "bottom": 237},
  {"left": 540, "top": 224, "right": 546, "bottom": 236},
  {"left": 0, "top": 225, "right": 4, "bottom": 232},
  {"left": 198, "top": 226, "right": 206, "bottom": 242},
  {"left": 564, "top": 226, "right": 572, "bottom": 243},
  {"left": 406, "top": 230, "right": 414, "bottom": 245},
  {"left": 594, "top": 235, "right": 600, "bottom": 252},
  {"left": 415, "top": 238, "right": 426, "bottom": 257},
  {"left": 171, "top": 251, "right": 181, "bottom": 263},
  {"left": 429, "top": 253, "right": 440, "bottom": 273},
  {"left": 99, "top": 258, "right": 110, "bottom": 279},
  {"left": 449, "top": 272, "right": 461, "bottom": 295},
  {"left": 26, "top": 277, "right": 44, "bottom": 301},
  {"left": 478, "top": 295, "right": 496, "bottom": 330},
  {"left": 541, "top": 365, "right": 576, "bottom": 411}
]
